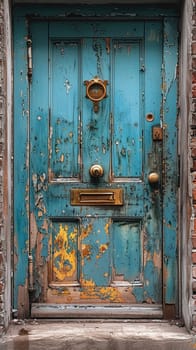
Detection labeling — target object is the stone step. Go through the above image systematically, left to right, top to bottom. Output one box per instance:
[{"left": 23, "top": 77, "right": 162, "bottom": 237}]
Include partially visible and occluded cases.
[{"left": 0, "top": 321, "right": 194, "bottom": 350}]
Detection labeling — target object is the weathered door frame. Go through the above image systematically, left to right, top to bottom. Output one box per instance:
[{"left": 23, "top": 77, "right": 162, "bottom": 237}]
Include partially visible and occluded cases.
[{"left": 13, "top": 4, "right": 179, "bottom": 319}]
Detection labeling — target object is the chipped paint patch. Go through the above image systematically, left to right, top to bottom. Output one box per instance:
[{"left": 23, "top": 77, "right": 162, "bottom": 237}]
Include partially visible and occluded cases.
[
  {"left": 64, "top": 79, "right": 72, "bottom": 94},
  {"left": 104, "top": 220, "right": 111, "bottom": 235},
  {"left": 53, "top": 224, "right": 77, "bottom": 281},
  {"left": 80, "top": 224, "right": 93, "bottom": 240},
  {"left": 96, "top": 243, "right": 109, "bottom": 259},
  {"left": 82, "top": 244, "right": 92, "bottom": 260},
  {"left": 153, "top": 251, "right": 162, "bottom": 270},
  {"left": 82, "top": 279, "right": 96, "bottom": 288},
  {"left": 80, "top": 285, "right": 123, "bottom": 303},
  {"left": 99, "top": 287, "right": 123, "bottom": 302}
]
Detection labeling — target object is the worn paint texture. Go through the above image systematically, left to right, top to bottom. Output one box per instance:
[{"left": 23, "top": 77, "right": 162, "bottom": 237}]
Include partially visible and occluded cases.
[{"left": 13, "top": 5, "right": 178, "bottom": 318}]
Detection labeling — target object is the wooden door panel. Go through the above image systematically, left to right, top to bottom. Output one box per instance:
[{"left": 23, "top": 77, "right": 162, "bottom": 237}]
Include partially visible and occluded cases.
[
  {"left": 50, "top": 40, "right": 80, "bottom": 180},
  {"left": 113, "top": 40, "right": 142, "bottom": 178}
]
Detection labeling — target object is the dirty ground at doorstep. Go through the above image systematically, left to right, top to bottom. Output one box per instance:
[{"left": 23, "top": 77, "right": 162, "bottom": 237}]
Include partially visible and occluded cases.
[{"left": 0, "top": 320, "right": 195, "bottom": 350}]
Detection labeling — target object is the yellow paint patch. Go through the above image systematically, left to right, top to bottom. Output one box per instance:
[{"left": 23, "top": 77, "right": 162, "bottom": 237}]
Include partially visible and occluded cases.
[
  {"left": 104, "top": 220, "right": 111, "bottom": 235},
  {"left": 53, "top": 224, "right": 77, "bottom": 281},
  {"left": 82, "top": 279, "right": 95, "bottom": 288},
  {"left": 80, "top": 284, "right": 123, "bottom": 303},
  {"left": 99, "top": 287, "right": 123, "bottom": 302}
]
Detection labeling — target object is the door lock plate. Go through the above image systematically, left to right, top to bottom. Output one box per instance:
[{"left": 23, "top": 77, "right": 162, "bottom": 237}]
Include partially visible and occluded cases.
[{"left": 152, "top": 126, "right": 163, "bottom": 141}]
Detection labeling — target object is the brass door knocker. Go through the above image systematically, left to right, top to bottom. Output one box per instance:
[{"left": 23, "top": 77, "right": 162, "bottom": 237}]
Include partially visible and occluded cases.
[{"left": 84, "top": 76, "right": 108, "bottom": 113}]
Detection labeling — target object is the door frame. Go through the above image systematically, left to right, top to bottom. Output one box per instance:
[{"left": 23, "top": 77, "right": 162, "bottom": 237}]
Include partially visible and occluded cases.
[{"left": 13, "top": 4, "right": 179, "bottom": 319}]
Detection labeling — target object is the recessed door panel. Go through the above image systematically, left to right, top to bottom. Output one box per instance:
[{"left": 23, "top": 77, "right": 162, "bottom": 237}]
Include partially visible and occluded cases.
[
  {"left": 50, "top": 40, "right": 80, "bottom": 179},
  {"left": 113, "top": 41, "right": 142, "bottom": 178}
]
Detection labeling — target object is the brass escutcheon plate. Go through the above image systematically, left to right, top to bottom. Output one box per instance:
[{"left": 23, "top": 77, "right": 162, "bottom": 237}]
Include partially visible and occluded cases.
[{"left": 71, "top": 188, "right": 123, "bottom": 206}]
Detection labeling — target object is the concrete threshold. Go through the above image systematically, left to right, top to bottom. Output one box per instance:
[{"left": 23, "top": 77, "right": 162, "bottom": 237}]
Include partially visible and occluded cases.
[{"left": 0, "top": 320, "right": 195, "bottom": 350}]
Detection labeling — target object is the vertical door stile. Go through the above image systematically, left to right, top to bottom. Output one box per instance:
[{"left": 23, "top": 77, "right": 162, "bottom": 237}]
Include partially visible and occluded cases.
[
  {"left": 14, "top": 14, "right": 31, "bottom": 317},
  {"left": 162, "top": 17, "right": 178, "bottom": 318},
  {"left": 30, "top": 21, "right": 49, "bottom": 303},
  {"left": 143, "top": 21, "right": 163, "bottom": 306},
  {"left": 27, "top": 25, "right": 33, "bottom": 294}
]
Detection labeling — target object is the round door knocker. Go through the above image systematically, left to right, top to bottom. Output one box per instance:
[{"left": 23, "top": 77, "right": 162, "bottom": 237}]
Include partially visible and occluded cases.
[{"left": 84, "top": 76, "right": 108, "bottom": 113}]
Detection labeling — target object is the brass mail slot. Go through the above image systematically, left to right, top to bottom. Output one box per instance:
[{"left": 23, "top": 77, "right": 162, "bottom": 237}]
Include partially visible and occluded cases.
[{"left": 71, "top": 189, "right": 123, "bottom": 206}]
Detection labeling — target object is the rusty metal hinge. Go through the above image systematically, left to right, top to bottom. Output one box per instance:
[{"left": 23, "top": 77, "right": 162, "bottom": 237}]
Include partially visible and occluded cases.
[{"left": 27, "top": 37, "right": 32, "bottom": 83}]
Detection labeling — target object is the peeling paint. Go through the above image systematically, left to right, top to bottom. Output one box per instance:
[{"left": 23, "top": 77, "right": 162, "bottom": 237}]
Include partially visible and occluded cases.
[
  {"left": 64, "top": 79, "right": 72, "bottom": 94},
  {"left": 104, "top": 222, "right": 110, "bottom": 235},
  {"left": 53, "top": 224, "right": 77, "bottom": 281},
  {"left": 81, "top": 224, "right": 93, "bottom": 240},
  {"left": 96, "top": 243, "right": 109, "bottom": 259},
  {"left": 82, "top": 244, "right": 92, "bottom": 260}
]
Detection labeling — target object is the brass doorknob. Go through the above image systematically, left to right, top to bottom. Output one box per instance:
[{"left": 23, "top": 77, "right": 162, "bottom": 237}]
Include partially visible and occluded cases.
[
  {"left": 89, "top": 164, "right": 104, "bottom": 178},
  {"left": 148, "top": 172, "right": 159, "bottom": 184}
]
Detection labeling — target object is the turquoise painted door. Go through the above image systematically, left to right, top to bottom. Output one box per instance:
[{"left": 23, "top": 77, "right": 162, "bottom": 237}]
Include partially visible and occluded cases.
[{"left": 14, "top": 8, "right": 178, "bottom": 318}]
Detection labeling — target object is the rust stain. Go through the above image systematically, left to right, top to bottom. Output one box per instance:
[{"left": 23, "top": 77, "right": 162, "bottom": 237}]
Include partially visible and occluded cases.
[
  {"left": 105, "top": 38, "right": 110, "bottom": 54},
  {"left": 53, "top": 224, "right": 77, "bottom": 281},
  {"left": 80, "top": 224, "right": 93, "bottom": 240},
  {"left": 96, "top": 243, "right": 109, "bottom": 259},
  {"left": 82, "top": 244, "right": 92, "bottom": 260}
]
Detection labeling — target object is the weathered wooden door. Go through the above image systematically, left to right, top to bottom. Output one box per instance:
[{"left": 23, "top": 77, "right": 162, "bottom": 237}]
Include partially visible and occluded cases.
[{"left": 14, "top": 7, "right": 178, "bottom": 318}]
